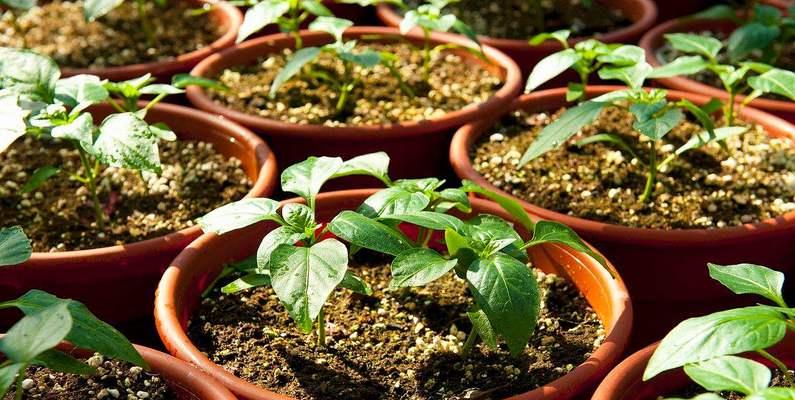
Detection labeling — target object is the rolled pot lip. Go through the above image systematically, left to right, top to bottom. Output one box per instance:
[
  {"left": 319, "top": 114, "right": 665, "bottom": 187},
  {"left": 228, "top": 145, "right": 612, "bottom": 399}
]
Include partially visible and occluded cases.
[
  {"left": 60, "top": 0, "right": 243, "bottom": 80},
  {"left": 375, "top": 0, "right": 659, "bottom": 51},
  {"left": 639, "top": 17, "right": 795, "bottom": 114},
  {"left": 185, "top": 26, "right": 523, "bottom": 140},
  {"left": 449, "top": 85, "right": 795, "bottom": 245},
  {"left": 24, "top": 101, "right": 278, "bottom": 264},
  {"left": 154, "top": 188, "right": 633, "bottom": 400}
]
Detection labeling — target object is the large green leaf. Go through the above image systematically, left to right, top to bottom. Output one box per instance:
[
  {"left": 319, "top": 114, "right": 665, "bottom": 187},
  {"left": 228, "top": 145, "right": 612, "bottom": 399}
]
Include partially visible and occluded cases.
[
  {"left": 83, "top": 0, "right": 123, "bottom": 20},
  {"left": 237, "top": 0, "right": 291, "bottom": 43},
  {"left": 727, "top": 23, "right": 780, "bottom": 62},
  {"left": 664, "top": 33, "right": 723, "bottom": 59},
  {"left": 269, "top": 47, "right": 322, "bottom": 98},
  {"left": 0, "top": 48, "right": 59, "bottom": 103},
  {"left": 525, "top": 49, "right": 580, "bottom": 93},
  {"left": 648, "top": 56, "right": 710, "bottom": 79},
  {"left": 598, "top": 62, "right": 652, "bottom": 89},
  {"left": 748, "top": 69, "right": 795, "bottom": 101},
  {"left": 54, "top": 74, "right": 109, "bottom": 112},
  {"left": 0, "top": 96, "right": 27, "bottom": 153},
  {"left": 519, "top": 101, "right": 606, "bottom": 166},
  {"left": 633, "top": 108, "right": 683, "bottom": 140},
  {"left": 51, "top": 112, "right": 94, "bottom": 152},
  {"left": 93, "top": 112, "right": 162, "bottom": 173},
  {"left": 331, "top": 152, "right": 391, "bottom": 185},
  {"left": 280, "top": 156, "right": 343, "bottom": 208},
  {"left": 21, "top": 165, "right": 60, "bottom": 194},
  {"left": 357, "top": 187, "right": 430, "bottom": 218},
  {"left": 198, "top": 198, "right": 281, "bottom": 235},
  {"left": 281, "top": 203, "right": 316, "bottom": 232},
  {"left": 328, "top": 211, "right": 413, "bottom": 256},
  {"left": 380, "top": 211, "right": 464, "bottom": 232},
  {"left": 523, "top": 220, "right": 606, "bottom": 267},
  {"left": 0, "top": 226, "right": 31, "bottom": 267},
  {"left": 256, "top": 226, "right": 305, "bottom": 270},
  {"left": 269, "top": 239, "right": 348, "bottom": 332},
  {"left": 390, "top": 248, "right": 457, "bottom": 288},
  {"left": 466, "top": 252, "right": 539, "bottom": 356},
  {"left": 707, "top": 263, "right": 786, "bottom": 306},
  {"left": 0, "top": 302, "right": 71, "bottom": 362},
  {"left": 644, "top": 306, "right": 788, "bottom": 380},
  {"left": 32, "top": 349, "right": 96, "bottom": 375},
  {"left": 684, "top": 356, "right": 770, "bottom": 395},
  {"left": 0, "top": 363, "right": 25, "bottom": 398},
  {"left": 746, "top": 387, "right": 795, "bottom": 400}
]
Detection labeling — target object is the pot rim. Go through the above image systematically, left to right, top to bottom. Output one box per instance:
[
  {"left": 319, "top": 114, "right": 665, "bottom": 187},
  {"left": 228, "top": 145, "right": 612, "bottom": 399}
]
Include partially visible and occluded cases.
[
  {"left": 60, "top": 0, "right": 242, "bottom": 80},
  {"left": 375, "top": 0, "right": 658, "bottom": 51},
  {"left": 639, "top": 17, "right": 795, "bottom": 113},
  {"left": 185, "top": 26, "right": 523, "bottom": 139},
  {"left": 449, "top": 85, "right": 795, "bottom": 245},
  {"left": 24, "top": 101, "right": 278, "bottom": 264},
  {"left": 155, "top": 188, "right": 633, "bottom": 400}
]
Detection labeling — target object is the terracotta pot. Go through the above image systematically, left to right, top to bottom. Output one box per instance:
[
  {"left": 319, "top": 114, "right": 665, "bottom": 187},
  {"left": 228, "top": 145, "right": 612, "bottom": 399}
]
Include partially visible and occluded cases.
[
  {"left": 59, "top": 0, "right": 242, "bottom": 81},
  {"left": 375, "top": 0, "right": 658, "bottom": 78},
  {"left": 761, "top": 0, "right": 792, "bottom": 12},
  {"left": 640, "top": 18, "right": 795, "bottom": 123},
  {"left": 187, "top": 26, "right": 522, "bottom": 189},
  {"left": 450, "top": 85, "right": 795, "bottom": 350},
  {"left": 0, "top": 102, "right": 278, "bottom": 327},
  {"left": 154, "top": 189, "right": 633, "bottom": 400},
  {"left": 592, "top": 336, "right": 795, "bottom": 399}
]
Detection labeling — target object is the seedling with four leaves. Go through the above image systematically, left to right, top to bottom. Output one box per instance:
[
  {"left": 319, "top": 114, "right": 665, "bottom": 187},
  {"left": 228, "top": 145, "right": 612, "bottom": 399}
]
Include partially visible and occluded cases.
[{"left": 644, "top": 263, "right": 795, "bottom": 399}]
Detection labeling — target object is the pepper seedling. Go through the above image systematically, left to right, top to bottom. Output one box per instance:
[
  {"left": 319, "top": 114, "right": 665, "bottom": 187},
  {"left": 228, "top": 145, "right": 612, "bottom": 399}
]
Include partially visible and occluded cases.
[
  {"left": 234, "top": 0, "right": 333, "bottom": 45},
  {"left": 649, "top": 32, "right": 795, "bottom": 125},
  {"left": 0, "top": 47, "right": 221, "bottom": 229},
  {"left": 519, "top": 50, "right": 749, "bottom": 203},
  {"left": 197, "top": 152, "right": 394, "bottom": 347},
  {"left": 327, "top": 173, "right": 606, "bottom": 357},
  {"left": 0, "top": 226, "right": 31, "bottom": 267},
  {"left": 644, "top": 263, "right": 795, "bottom": 399},
  {"left": 0, "top": 290, "right": 147, "bottom": 399}
]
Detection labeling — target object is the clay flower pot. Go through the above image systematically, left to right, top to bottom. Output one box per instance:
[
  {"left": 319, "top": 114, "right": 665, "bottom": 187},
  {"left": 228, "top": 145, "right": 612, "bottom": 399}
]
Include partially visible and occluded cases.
[
  {"left": 60, "top": 0, "right": 242, "bottom": 81},
  {"left": 375, "top": 0, "right": 658, "bottom": 78},
  {"left": 639, "top": 18, "right": 795, "bottom": 123},
  {"left": 186, "top": 27, "right": 522, "bottom": 188},
  {"left": 450, "top": 85, "right": 795, "bottom": 349},
  {"left": 0, "top": 102, "right": 278, "bottom": 327},
  {"left": 154, "top": 189, "right": 632, "bottom": 400},
  {"left": 592, "top": 336, "right": 795, "bottom": 399}
]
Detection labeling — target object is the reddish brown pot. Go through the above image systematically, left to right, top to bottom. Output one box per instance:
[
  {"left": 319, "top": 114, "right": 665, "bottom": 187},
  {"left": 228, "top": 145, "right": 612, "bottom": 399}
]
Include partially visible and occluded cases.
[
  {"left": 59, "top": 0, "right": 241, "bottom": 81},
  {"left": 376, "top": 0, "right": 658, "bottom": 78},
  {"left": 652, "top": 0, "right": 712, "bottom": 22},
  {"left": 761, "top": 0, "right": 792, "bottom": 12},
  {"left": 640, "top": 18, "right": 795, "bottom": 123},
  {"left": 187, "top": 26, "right": 522, "bottom": 189},
  {"left": 450, "top": 85, "right": 795, "bottom": 350},
  {"left": 0, "top": 102, "right": 278, "bottom": 327},
  {"left": 154, "top": 189, "right": 633, "bottom": 400},
  {"left": 592, "top": 336, "right": 795, "bottom": 399}
]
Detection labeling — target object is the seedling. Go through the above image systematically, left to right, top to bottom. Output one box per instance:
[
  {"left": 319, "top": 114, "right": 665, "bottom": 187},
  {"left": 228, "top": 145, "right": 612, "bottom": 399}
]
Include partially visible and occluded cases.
[
  {"left": 234, "top": 0, "right": 332, "bottom": 45},
  {"left": 649, "top": 32, "right": 795, "bottom": 125},
  {"left": 0, "top": 48, "right": 221, "bottom": 229},
  {"left": 519, "top": 48, "right": 749, "bottom": 203},
  {"left": 0, "top": 226, "right": 30, "bottom": 267},
  {"left": 644, "top": 263, "right": 795, "bottom": 399},
  {"left": 0, "top": 290, "right": 147, "bottom": 399}
]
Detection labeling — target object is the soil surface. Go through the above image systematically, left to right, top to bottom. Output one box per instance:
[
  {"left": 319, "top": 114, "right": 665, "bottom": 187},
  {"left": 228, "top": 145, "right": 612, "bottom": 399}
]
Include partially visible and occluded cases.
[
  {"left": 0, "top": 0, "right": 221, "bottom": 68},
  {"left": 404, "top": 0, "right": 629, "bottom": 40},
  {"left": 210, "top": 42, "right": 502, "bottom": 126},
  {"left": 471, "top": 106, "right": 795, "bottom": 229},
  {"left": 0, "top": 137, "right": 251, "bottom": 251},
  {"left": 189, "top": 252, "right": 604, "bottom": 400},
  {"left": 2, "top": 353, "right": 175, "bottom": 400}
]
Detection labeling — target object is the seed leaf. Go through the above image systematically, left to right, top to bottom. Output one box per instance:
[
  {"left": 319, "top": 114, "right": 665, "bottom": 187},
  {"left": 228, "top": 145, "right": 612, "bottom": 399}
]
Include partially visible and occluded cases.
[
  {"left": 269, "top": 47, "right": 321, "bottom": 98},
  {"left": 525, "top": 49, "right": 581, "bottom": 93},
  {"left": 519, "top": 101, "right": 606, "bottom": 166},
  {"left": 21, "top": 165, "right": 60, "bottom": 194},
  {"left": 198, "top": 198, "right": 281, "bottom": 235},
  {"left": 328, "top": 211, "right": 413, "bottom": 256},
  {"left": 0, "top": 226, "right": 31, "bottom": 267},
  {"left": 390, "top": 248, "right": 457, "bottom": 288},
  {"left": 708, "top": 263, "right": 786, "bottom": 306},
  {"left": 339, "top": 271, "right": 372, "bottom": 295},
  {"left": 684, "top": 356, "right": 770, "bottom": 395}
]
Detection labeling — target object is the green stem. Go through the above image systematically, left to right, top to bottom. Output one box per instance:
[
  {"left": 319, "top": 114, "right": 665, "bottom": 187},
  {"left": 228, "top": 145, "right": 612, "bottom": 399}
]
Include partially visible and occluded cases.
[
  {"left": 136, "top": 0, "right": 155, "bottom": 47},
  {"left": 292, "top": 30, "right": 303, "bottom": 50},
  {"left": 727, "top": 92, "right": 736, "bottom": 126},
  {"left": 142, "top": 93, "right": 167, "bottom": 113},
  {"left": 106, "top": 96, "right": 127, "bottom": 113},
  {"left": 640, "top": 141, "right": 657, "bottom": 203},
  {"left": 77, "top": 147, "right": 105, "bottom": 230},
  {"left": 317, "top": 307, "right": 326, "bottom": 348},
  {"left": 460, "top": 326, "right": 479, "bottom": 356},
  {"left": 757, "top": 349, "right": 794, "bottom": 387},
  {"left": 14, "top": 369, "right": 25, "bottom": 400}
]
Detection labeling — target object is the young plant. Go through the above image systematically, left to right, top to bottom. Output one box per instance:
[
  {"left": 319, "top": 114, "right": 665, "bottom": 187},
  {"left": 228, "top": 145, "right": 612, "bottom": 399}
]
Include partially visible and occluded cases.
[
  {"left": 234, "top": 0, "right": 332, "bottom": 45},
  {"left": 649, "top": 33, "right": 795, "bottom": 125},
  {"left": 0, "top": 48, "right": 219, "bottom": 229},
  {"left": 519, "top": 55, "right": 749, "bottom": 203},
  {"left": 197, "top": 152, "right": 392, "bottom": 346},
  {"left": 327, "top": 175, "right": 606, "bottom": 357},
  {"left": 0, "top": 226, "right": 30, "bottom": 267},
  {"left": 644, "top": 263, "right": 795, "bottom": 399},
  {"left": 0, "top": 290, "right": 147, "bottom": 399}
]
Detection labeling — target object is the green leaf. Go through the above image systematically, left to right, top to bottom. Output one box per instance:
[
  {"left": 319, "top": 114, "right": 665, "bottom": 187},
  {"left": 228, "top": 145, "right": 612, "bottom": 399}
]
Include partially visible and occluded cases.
[
  {"left": 0, "top": 0, "right": 35, "bottom": 9},
  {"left": 83, "top": 0, "right": 123, "bottom": 19},
  {"left": 236, "top": 0, "right": 290, "bottom": 43},
  {"left": 301, "top": 0, "right": 332, "bottom": 16},
  {"left": 691, "top": 4, "right": 737, "bottom": 21},
  {"left": 399, "top": 10, "right": 420, "bottom": 34},
  {"left": 309, "top": 16, "right": 353, "bottom": 42},
  {"left": 452, "top": 19, "right": 481, "bottom": 47},
  {"left": 728, "top": 23, "right": 780, "bottom": 62},
  {"left": 528, "top": 30, "right": 570, "bottom": 46},
  {"left": 664, "top": 33, "right": 723, "bottom": 60},
  {"left": 597, "top": 45, "right": 646, "bottom": 66},
  {"left": 270, "top": 47, "right": 321, "bottom": 98},
  {"left": 0, "top": 48, "right": 60, "bottom": 103},
  {"left": 339, "top": 49, "right": 383, "bottom": 67},
  {"left": 525, "top": 49, "right": 580, "bottom": 93},
  {"left": 648, "top": 56, "right": 710, "bottom": 79},
  {"left": 598, "top": 62, "right": 653, "bottom": 89},
  {"left": 747, "top": 69, "right": 795, "bottom": 101},
  {"left": 55, "top": 74, "right": 109, "bottom": 112},
  {"left": 171, "top": 74, "right": 227, "bottom": 91},
  {"left": 566, "top": 82, "right": 585, "bottom": 102},
  {"left": 139, "top": 84, "right": 184, "bottom": 95},
  {"left": 0, "top": 96, "right": 27, "bottom": 153},
  {"left": 677, "top": 98, "right": 715, "bottom": 138},
  {"left": 519, "top": 101, "right": 606, "bottom": 166},
  {"left": 633, "top": 108, "right": 683, "bottom": 140},
  {"left": 51, "top": 112, "right": 94, "bottom": 152},
  {"left": 93, "top": 112, "right": 162, "bottom": 173},
  {"left": 674, "top": 126, "right": 748, "bottom": 157},
  {"left": 575, "top": 133, "right": 640, "bottom": 160},
  {"left": 331, "top": 151, "right": 391, "bottom": 185},
  {"left": 281, "top": 156, "right": 343, "bottom": 208},
  {"left": 21, "top": 165, "right": 60, "bottom": 194},
  {"left": 393, "top": 178, "right": 444, "bottom": 192},
  {"left": 460, "top": 180, "right": 535, "bottom": 232},
  {"left": 357, "top": 187, "right": 430, "bottom": 218},
  {"left": 436, "top": 188, "right": 471, "bottom": 213},
  {"left": 198, "top": 198, "right": 281, "bottom": 235},
  {"left": 281, "top": 203, "right": 316, "bottom": 231},
  {"left": 328, "top": 211, "right": 413, "bottom": 256},
  {"left": 380, "top": 211, "right": 464, "bottom": 232},
  {"left": 524, "top": 220, "right": 606, "bottom": 267},
  {"left": 0, "top": 226, "right": 31, "bottom": 267},
  {"left": 256, "top": 226, "right": 304, "bottom": 270},
  {"left": 269, "top": 239, "right": 348, "bottom": 332},
  {"left": 390, "top": 248, "right": 457, "bottom": 288},
  {"left": 466, "top": 252, "right": 539, "bottom": 356},
  {"left": 708, "top": 263, "right": 786, "bottom": 306},
  {"left": 339, "top": 271, "right": 372, "bottom": 295},
  {"left": 221, "top": 273, "right": 272, "bottom": 294},
  {"left": 7, "top": 290, "right": 146, "bottom": 367},
  {"left": 0, "top": 302, "right": 71, "bottom": 362},
  {"left": 643, "top": 306, "right": 788, "bottom": 380},
  {"left": 467, "top": 307, "right": 497, "bottom": 349},
  {"left": 32, "top": 349, "right": 96, "bottom": 375},
  {"left": 684, "top": 356, "right": 770, "bottom": 395},
  {"left": 0, "top": 363, "right": 25, "bottom": 398},
  {"left": 747, "top": 387, "right": 795, "bottom": 400}
]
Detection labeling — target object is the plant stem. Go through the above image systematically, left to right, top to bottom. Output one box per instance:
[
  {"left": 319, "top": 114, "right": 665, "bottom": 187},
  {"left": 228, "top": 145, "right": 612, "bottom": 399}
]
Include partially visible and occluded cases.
[
  {"left": 136, "top": 0, "right": 155, "bottom": 48},
  {"left": 727, "top": 91, "right": 736, "bottom": 126},
  {"left": 142, "top": 93, "right": 167, "bottom": 113},
  {"left": 640, "top": 141, "right": 657, "bottom": 203},
  {"left": 77, "top": 146, "right": 105, "bottom": 230},
  {"left": 316, "top": 308, "right": 326, "bottom": 348},
  {"left": 460, "top": 326, "right": 479, "bottom": 356},
  {"left": 757, "top": 349, "right": 794, "bottom": 387},
  {"left": 14, "top": 370, "right": 25, "bottom": 400}
]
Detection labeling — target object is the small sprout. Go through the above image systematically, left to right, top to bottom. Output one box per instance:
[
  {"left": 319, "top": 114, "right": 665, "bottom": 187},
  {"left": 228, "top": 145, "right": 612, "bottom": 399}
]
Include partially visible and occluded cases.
[{"left": 235, "top": 0, "right": 334, "bottom": 46}]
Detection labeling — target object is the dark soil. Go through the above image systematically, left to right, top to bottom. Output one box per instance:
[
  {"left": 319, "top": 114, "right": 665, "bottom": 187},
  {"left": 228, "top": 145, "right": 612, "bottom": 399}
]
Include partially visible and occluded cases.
[
  {"left": 0, "top": 0, "right": 221, "bottom": 68},
  {"left": 404, "top": 0, "right": 630, "bottom": 40},
  {"left": 209, "top": 42, "right": 502, "bottom": 126},
  {"left": 471, "top": 106, "right": 795, "bottom": 229},
  {"left": 0, "top": 137, "right": 251, "bottom": 252},
  {"left": 188, "top": 252, "right": 604, "bottom": 400},
  {"left": 2, "top": 353, "right": 175, "bottom": 400}
]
